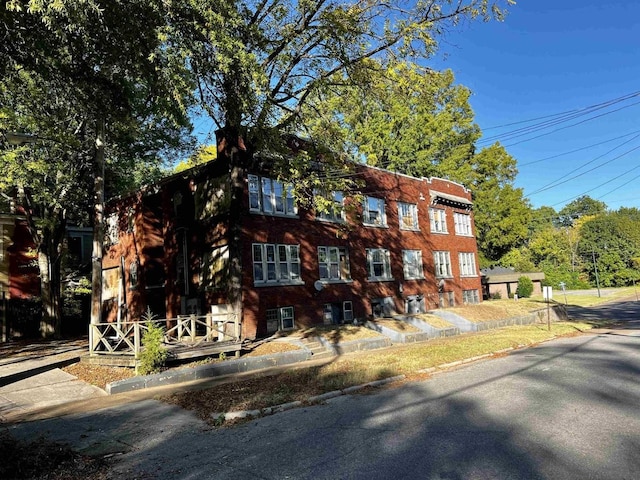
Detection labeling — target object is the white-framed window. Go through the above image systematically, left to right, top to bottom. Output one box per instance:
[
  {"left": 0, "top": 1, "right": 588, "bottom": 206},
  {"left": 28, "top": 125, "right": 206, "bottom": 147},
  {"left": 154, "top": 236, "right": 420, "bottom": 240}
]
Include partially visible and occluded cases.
[
  {"left": 248, "top": 174, "right": 297, "bottom": 216},
  {"left": 316, "top": 191, "right": 345, "bottom": 222},
  {"left": 363, "top": 196, "right": 387, "bottom": 226},
  {"left": 398, "top": 202, "right": 419, "bottom": 230},
  {"left": 429, "top": 208, "right": 447, "bottom": 233},
  {"left": 454, "top": 212, "right": 472, "bottom": 236},
  {"left": 252, "top": 243, "right": 301, "bottom": 285},
  {"left": 318, "top": 246, "right": 351, "bottom": 281},
  {"left": 366, "top": 248, "right": 392, "bottom": 280},
  {"left": 402, "top": 250, "right": 424, "bottom": 279},
  {"left": 434, "top": 251, "right": 452, "bottom": 278},
  {"left": 459, "top": 252, "right": 477, "bottom": 277},
  {"left": 463, "top": 289, "right": 480, "bottom": 304},
  {"left": 323, "top": 301, "right": 354, "bottom": 324},
  {"left": 343, "top": 301, "right": 354, "bottom": 322},
  {"left": 266, "top": 306, "right": 295, "bottom": 332}
]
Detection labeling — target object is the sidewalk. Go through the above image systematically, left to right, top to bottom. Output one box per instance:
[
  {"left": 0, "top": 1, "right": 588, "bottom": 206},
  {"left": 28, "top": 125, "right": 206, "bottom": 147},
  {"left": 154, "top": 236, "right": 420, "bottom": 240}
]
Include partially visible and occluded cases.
[
  {"left": 0, "top": 338, "right": 340, "bottom": 424},
  {"left": 0, "top": 339, "right": 107, "bottom": 422}
]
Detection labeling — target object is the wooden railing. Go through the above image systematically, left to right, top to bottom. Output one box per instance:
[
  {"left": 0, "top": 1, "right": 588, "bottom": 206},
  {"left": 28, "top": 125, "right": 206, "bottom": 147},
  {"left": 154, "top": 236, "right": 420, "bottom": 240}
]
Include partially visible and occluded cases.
[{"left": 89, "top": 311, "right": 240, "bottom": 358}]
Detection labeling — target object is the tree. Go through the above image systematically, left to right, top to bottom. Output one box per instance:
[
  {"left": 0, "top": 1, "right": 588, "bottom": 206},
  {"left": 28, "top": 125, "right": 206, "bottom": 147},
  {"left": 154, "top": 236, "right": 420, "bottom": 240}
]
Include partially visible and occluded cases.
[
  {"left": 173, "top": 0, "right": 514, "bottom": 317},
  {"left": 1, "top": 1, "right": 193, "bottom": 336},
  {"left": 304, "top": 61, "right": 480, "bottom": 177},
  {"left": 467, "top": 144, "right": 531, "bottom": 262},
  {"left": 557, "top": 195, "right": 607, "bottom": 227},
  {"left": 578, "top": 211, "right": 640, "bottom": 287},
  {"left": 515, "top": 276, "right": 533, "bottom": 298}
]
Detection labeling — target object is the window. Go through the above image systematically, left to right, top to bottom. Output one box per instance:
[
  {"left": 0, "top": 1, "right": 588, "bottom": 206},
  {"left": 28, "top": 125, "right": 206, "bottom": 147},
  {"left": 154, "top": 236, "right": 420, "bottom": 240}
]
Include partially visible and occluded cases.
[
  {"left": 248, "top": 174, "right": 297, "bottom": 216},
  {"left": 316, "top": 191, "right": 345, "bottom": 222},
  {"left": 363, "top": 196, "right": 386, "bottom": 226},
  {"left": 398, "top": 202, "right": 419, "bottom": 230},
  {"left": 429, "top": 208, "right": 447, "bottom": 233},
  {"left": 454, "top": 212, "right": 472, "bottom": 236},
  {"left": 252, "top": 243, "right": 301, "bottom": 285},
  {"left": 318, "top": 246, "right": 351, "bottom": 281},
  {"left": 366, "top": 248, "right": 392, "bottom": 280},
  {"left": 402, "top": 250, "right": 424, "bottom": 279},
  {"left": 434, "top": 251, "right": 452, "bottom": 278},
  {"left": 459, "top": 252, "right": 477, "bottom": 277},
  {"left": 463, "top": 289, "right": 480, "bottom": 304},
  {"left": 439, "top": 291, "right": 455, "bottom": 308},
  {"left": 323, "top": 301, "right": 354, "bottom": 324},
  {"left": 343, "top": 301, "right": 354, "bottom": 322},
  {"left": 266, "top": 306, "right": 295, "bottom": 332}
]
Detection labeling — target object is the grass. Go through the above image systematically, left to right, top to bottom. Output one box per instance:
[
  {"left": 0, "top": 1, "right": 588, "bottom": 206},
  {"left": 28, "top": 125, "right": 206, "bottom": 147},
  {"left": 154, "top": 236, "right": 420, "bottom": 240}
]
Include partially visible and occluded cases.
[
  {"left": 551, "top": 286, "right": 638, "bottom": 307},
  {"left": 445, "top": 299, "right": 547, "bottom": 323},
  {"left": 369, "top": 318, "right": 423, "bottom": 332},
  {"left": 163, "top": 319, "right": 598, "bottom": 425}
]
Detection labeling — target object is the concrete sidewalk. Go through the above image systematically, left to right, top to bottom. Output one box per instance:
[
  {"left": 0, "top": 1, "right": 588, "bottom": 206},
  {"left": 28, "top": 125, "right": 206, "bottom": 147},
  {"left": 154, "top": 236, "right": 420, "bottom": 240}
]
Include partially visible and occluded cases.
[
  {"left": 0, "top": 338, "right": 341, "bottom": 424},
  {"left": 0, "top": 339, "right": 107, "bottom": 422}
]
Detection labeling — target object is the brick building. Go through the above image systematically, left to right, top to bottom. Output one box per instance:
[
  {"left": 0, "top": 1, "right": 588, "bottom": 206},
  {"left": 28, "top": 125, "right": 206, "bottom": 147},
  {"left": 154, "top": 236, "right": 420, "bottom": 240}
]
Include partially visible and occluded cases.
[{"left": 103, "top": 156, "right": 482, "bottom": 340}]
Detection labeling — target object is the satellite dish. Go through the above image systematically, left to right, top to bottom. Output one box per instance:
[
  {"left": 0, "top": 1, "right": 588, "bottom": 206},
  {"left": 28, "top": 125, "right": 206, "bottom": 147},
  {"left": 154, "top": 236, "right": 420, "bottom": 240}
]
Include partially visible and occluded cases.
[{"left": 314, "top": 280, "right": 324, "bottom": 292}]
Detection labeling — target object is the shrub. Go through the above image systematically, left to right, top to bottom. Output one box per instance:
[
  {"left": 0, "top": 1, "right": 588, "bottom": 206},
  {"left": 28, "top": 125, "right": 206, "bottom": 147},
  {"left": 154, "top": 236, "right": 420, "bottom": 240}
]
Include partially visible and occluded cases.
[
  {"left": 516, "top": 276, "right": 534, "bottom": 298},
  {"left": 490, "top": 292, "right": 502, "bottom": 300},
  {"left": 137, "top": 309, "right": 168, "bottom": 375}
]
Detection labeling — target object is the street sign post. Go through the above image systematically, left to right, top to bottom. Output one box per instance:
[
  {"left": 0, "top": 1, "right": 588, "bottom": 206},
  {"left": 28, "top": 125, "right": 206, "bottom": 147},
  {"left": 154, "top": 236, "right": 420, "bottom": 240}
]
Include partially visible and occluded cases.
[{"left": 543, "top": 286, "right": 553, "bottom": 331}]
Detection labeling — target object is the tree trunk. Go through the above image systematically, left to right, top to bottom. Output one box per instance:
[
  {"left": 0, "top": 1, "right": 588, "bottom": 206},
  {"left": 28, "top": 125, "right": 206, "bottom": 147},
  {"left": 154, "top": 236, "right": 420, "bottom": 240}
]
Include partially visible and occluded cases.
[
  {"left": 90, "top": 119, "right": 105, "bottom": 340},
  {"left": 216, "top": 127, "right": 248, "bottom": 339}
]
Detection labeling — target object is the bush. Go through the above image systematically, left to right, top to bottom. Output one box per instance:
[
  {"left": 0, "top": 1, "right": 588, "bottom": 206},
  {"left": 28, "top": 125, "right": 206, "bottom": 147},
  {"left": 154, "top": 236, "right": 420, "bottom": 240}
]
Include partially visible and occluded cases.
[
  {"left": 516, "top": 276, "right": 534, "bottom": 298},
  {"left": 137, "top": 309, "right": 168, "bottom": 375}
]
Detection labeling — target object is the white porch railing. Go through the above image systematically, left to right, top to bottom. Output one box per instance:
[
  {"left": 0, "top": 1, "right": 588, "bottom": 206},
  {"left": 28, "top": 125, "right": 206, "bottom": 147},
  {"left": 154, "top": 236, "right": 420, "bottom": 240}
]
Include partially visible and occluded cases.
[{"left": 89, "top": 311, "right": 240, "bottom": 358}]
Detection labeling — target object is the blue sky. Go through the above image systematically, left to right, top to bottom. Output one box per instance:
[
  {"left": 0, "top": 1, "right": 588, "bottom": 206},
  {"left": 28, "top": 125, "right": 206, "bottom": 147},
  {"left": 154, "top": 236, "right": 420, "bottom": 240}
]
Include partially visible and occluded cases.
[{"left": 430, "top": 0, "right": 640, "bottom": 212}]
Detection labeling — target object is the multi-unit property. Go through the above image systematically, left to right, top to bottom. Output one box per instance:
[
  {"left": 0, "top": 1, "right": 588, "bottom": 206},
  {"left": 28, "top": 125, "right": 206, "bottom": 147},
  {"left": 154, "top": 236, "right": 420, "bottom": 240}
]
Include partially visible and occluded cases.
[{"left": 103, "top": 148, "right": 482, "bottom": 340}]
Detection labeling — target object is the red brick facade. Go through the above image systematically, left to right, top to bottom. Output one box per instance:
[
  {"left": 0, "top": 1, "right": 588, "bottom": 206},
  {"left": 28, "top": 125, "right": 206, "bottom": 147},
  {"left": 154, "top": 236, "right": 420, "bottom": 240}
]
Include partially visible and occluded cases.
[
  {"left": 103, "top": 160, "right": 482, "bottom": 339},
  {"left": 0, "top": 214, "right": 40, "bottom": 300}
]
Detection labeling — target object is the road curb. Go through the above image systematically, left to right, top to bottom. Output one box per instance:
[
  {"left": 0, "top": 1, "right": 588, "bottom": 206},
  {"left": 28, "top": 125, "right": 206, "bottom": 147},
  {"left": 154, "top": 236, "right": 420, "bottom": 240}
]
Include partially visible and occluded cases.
[{"left": 216, "top": 346, "right": 527, "bottom": 424}]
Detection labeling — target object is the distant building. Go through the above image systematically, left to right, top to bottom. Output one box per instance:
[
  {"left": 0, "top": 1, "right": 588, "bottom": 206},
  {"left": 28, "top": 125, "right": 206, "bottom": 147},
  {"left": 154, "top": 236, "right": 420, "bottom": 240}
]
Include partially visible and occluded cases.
[
  {"left": 103, "top": 152, "right": 484, "bottom": 340},
  {"left": 481, "top": 267, "right": 545, "bottom": 299}
]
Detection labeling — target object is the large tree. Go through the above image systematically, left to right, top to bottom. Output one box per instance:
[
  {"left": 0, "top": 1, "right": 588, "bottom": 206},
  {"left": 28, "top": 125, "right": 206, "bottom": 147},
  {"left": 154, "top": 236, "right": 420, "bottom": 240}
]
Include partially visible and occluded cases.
[
  {"left": 172, "top": 0, "right": 514, "bottom": 316},
  {"left": 1, "top": 1, "right": 193, "bottom": 336},
  {"left": 303, "top": 59, "right": 530, "bottom": 264},
  {"left": 303, "top": 61, "right": 480, "bottom": 177}
]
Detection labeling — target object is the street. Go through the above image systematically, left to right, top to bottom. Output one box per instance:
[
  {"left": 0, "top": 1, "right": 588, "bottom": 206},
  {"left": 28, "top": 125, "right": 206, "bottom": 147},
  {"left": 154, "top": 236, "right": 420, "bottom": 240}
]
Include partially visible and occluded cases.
[{"left": 8, "top": 300, "right": 640, "bottom": 479}]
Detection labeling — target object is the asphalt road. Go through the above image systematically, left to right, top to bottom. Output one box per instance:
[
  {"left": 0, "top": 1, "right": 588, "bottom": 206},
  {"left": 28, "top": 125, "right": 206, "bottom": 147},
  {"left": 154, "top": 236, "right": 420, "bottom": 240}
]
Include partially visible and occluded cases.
[{"left": 7, "top": 300, "right": 640, "bottom": 479}]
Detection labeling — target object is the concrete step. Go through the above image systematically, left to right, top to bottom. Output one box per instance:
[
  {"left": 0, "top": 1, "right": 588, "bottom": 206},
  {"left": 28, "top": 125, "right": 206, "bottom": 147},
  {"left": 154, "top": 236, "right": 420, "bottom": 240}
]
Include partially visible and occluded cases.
[{"left": 298, "top": 337, "right": 333, "bottom": 358}]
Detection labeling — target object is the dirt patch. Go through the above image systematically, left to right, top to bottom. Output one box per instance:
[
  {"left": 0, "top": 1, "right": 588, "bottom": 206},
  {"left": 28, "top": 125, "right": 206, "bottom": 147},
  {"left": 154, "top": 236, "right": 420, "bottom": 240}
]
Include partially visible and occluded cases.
[
  {"left": 62, "top": 340, "right": 301, "bottom": 389},
  {"left": 63, "top": 363, "right": 136, "bottom": 390},
  {"left": 0, "top": 432, "right": 109, "bottom": 480}
]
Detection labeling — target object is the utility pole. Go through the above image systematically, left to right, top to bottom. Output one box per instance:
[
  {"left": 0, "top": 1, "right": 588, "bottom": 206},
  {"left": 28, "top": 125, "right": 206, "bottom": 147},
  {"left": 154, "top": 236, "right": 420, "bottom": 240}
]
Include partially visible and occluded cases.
[{"left": 592, "top": 246, "right": 601, "bottom": 298}]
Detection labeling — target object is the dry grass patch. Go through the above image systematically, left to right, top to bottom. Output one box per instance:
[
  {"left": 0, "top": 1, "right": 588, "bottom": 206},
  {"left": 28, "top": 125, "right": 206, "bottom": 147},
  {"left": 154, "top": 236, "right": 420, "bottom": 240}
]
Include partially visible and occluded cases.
[
  {"left": 444, "top": 299, "right": 546, "bottom": 323},
  {"left": 412, "top": 314, "right": 454, "bottom": 329},
  {"left": 370, "top": 319, "right": 422, "bottom": 333},
  {"left": 163, "top": 321, "right": 596, "bottom": 424},
  {"left": 292, "top": 325, "right": 383, "bottom": 343},
  {"left": 245, "top": 341, "right": 301, "bottom": 356}
]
